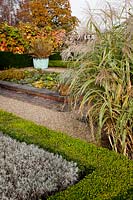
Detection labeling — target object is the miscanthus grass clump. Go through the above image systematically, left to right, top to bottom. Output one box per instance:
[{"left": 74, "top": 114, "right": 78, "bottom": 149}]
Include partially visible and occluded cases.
[
  {"left": 60, "top": 1, "right": 133, "bottom": 159},
  {"left": 0, "top": 132, "right": 79, "bottom": 200}
]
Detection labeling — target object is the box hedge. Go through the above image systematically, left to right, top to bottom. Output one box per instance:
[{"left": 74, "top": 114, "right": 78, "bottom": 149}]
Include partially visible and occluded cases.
[
  {"left": 0, "top": 51, "right": 33, "bottom": 70},
  {"left": 0, "top": 51, "right": 70, "bottom": 69},
  {"left": 49, "top": 52, "right": 62, "bottom": 60},
  {"left": 49, "top": 60, "right": 72, "bottom": 68},
  {"left": 0, "top": 110, "right": 132, "bottom": 200}
]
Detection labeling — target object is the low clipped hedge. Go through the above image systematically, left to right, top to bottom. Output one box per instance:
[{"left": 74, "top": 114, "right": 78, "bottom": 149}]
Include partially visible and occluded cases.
[
  {"left": 0, "top": 51, "right": 33, "bottom": 70},
  {"left": 0, "top": 51, "right": 74, "bottom": 70},
  {"left": 0, "top": 51, "right": 74, "bottom": 69},
  {"left": 49, "top": 52, "right": 62, "bottom": 60},
  {"left": 49, "top": 60, "right": 72, "bottom": 68},
  {"left": 49, "top": 60, "right": 81, "bottom": 68},
  {"left": 0, "top": 110, "right": 132, "bottom": 200}
]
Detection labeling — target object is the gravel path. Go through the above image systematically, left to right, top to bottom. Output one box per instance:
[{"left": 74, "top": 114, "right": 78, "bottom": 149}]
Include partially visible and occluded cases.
[
  {"left": 18, "top": 67, "right": 67, "bottom": 73},
  {"left": 0, "top": 94, "right": 92, "bottom": 141}
]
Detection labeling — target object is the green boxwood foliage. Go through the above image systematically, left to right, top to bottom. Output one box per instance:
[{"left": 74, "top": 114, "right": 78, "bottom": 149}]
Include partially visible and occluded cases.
[
  {"left": 0, "top": 51, "right": 32, "bottom": 70},
  {"left": 49, "top": 52, "right": 62, "bottom": 60},
  {"left": 49, "top": 60, "right": 74, "bottom": 68},
  {"left": 0, "top": 110, "right": 132, "bottom": 200}
]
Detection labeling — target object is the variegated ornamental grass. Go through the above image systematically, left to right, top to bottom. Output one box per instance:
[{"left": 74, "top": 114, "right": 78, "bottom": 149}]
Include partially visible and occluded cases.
[
  {"left": 60, "top": 2, "right": 133, "bottom": 159},
  {"left": 0, "top": 132, "right": 79, "bottom": 200}
]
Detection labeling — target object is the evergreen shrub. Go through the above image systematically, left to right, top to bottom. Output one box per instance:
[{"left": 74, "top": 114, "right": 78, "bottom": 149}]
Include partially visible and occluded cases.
[
  {"left": 0, "top": 51, "right": 32, "bottom": 70},
  {"left": 49, "top": 52, "right": 62, "bottom": 60}
]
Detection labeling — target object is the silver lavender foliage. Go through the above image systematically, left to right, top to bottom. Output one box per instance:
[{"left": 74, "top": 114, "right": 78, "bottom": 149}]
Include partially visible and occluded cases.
[{"left": 0, "top": 132, "right": 79, "bottom": 200}]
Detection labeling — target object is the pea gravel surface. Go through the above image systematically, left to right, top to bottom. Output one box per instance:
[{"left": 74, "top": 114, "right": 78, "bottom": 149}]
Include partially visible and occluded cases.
[{"left": 0, "top": 94, "right": 92, "bottom": 141}]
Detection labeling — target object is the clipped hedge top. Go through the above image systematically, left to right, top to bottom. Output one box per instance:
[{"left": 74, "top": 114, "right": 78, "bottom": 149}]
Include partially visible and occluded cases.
[{"left": 0, "top": 110, "right": 132, "bottom": 200}]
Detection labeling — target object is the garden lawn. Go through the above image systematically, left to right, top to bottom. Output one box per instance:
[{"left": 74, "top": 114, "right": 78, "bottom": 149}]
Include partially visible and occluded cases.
[{"left": 0, "top": 109, "right": 132, "bottom": 200}]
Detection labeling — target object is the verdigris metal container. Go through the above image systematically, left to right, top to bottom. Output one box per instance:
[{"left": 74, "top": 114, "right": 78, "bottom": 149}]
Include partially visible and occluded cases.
[{"left": 33, "top": 58, "right": 49, "bottom": 69}]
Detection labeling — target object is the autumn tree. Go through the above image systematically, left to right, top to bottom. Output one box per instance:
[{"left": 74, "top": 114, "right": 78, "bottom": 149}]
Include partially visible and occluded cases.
[{"left": 17, "top": 0, "right": 78, "bottom": 32}]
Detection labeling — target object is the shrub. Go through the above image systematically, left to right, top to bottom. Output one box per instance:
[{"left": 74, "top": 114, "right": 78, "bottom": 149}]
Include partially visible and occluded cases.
[
  {"left": 18, "top": 22, "right": 66, "bottom": 52},
  {"left": 0, "top": 23, "right": 29, "bottom": 54},
  {"left": 0, "top": 51, "right": 32, "bottom": 70},
  {"left": 49, "top": 52, "right": 62, "bottom": 60},
  {"left": 49, "top": 60, "right": 71, "bottom": 68},
  {"left": 0, "top": 68, "right": 26, "bottom": 80},
  {"left": 0, "top": 132, "right": 78, "bottom": 200}
]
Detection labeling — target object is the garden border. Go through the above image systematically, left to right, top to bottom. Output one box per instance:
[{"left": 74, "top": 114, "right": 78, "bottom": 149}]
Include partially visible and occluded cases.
[
  {"left": 0, "top": 80, "right": 65, "bottom": 102},
  {"left": 0, "top": 110, "right": 132, "bottom": 200}
]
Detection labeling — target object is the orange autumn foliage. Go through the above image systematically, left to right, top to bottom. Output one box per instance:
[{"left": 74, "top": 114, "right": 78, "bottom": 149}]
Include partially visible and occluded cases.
[{"left": 17, "top": 0, "right": 78, "bottom": 32}]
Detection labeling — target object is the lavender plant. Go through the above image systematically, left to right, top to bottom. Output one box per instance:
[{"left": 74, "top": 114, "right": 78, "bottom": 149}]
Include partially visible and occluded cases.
[{"left": 0, "top": 132, "right": 79, "bottom": 200}]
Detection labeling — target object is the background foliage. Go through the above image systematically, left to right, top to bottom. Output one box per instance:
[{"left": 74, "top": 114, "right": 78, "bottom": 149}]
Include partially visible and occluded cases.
[
  {"left": 0, "top": 0, "right": 77, "bottom": 55},
  {"left": 17, "top": 0, "right": 78, "bottom": 32},
  {"left": 0, "top": 22, "right": 28, "bottom": 53}
]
